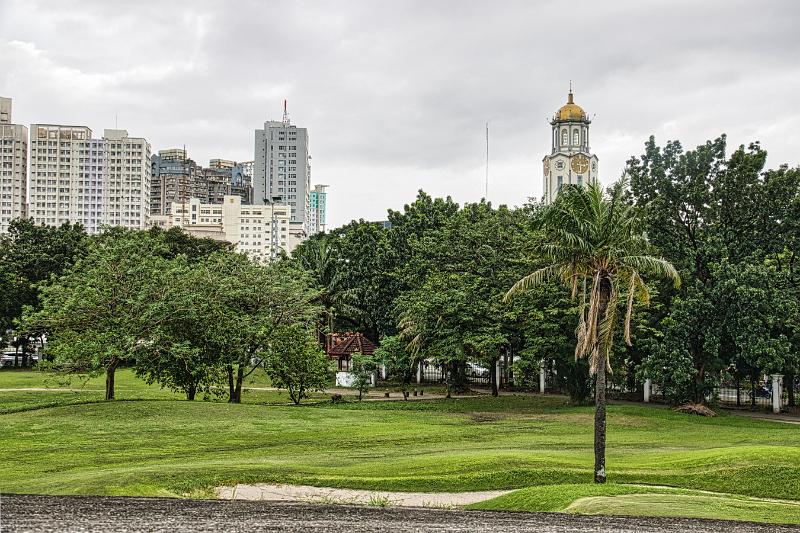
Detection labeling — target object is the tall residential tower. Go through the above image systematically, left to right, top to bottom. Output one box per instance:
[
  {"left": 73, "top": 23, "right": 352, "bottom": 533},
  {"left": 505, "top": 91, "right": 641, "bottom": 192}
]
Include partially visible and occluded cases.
[
  {"left": 0, "top": 97, "right": 28, "bottom": 232},
  {"left": 253, "top": 103, "right": 312, "bottom": 233},
  {"left": 28, "top": 126, "right": 151, "bottom": 233}
]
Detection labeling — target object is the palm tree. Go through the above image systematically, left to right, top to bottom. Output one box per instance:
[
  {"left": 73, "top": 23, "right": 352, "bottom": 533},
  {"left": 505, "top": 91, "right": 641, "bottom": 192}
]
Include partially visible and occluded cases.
[
  {"left": 505, "top": 180, "right": 680, "bottom": 483},
  {"left": 294, "top": 236, "right": 360, "bottom": 339}
]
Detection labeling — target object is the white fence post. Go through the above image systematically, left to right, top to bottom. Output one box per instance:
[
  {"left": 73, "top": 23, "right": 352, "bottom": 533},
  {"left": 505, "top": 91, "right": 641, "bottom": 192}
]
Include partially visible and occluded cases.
[
  {"left": 496, "top": 360, "right": 502, "bottom": 387},
  {"left": 416, "top": 361, "right": 422, "bottom": 384},
  {"left": 539, "top": 361, "right": 546, "bottom": 394},
  {"left": 380, "top": 363, "right": 386, "bottom": 380},
  {"left": 772, "top": 374, "right": 784, "bottom": 414},
  {"left": 644, "top": 379, "right": 651, "bottom": 403}
]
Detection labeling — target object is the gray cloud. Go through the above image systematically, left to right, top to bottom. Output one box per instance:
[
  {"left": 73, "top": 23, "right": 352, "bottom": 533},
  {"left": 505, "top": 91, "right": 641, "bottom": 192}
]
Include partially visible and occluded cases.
[{"left": 2, "top": 0, "right": 799, "bottom": 227}]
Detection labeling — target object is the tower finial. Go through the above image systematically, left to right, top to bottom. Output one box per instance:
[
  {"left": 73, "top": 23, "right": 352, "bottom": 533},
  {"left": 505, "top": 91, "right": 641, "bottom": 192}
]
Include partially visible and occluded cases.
[{"left": 568, "top": 80, "right": 574, "bottom": 104}]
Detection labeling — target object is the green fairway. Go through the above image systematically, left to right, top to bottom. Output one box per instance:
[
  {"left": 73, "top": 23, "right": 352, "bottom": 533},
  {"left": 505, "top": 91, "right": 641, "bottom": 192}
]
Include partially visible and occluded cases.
[
  {"left": 1, "top": 369, "right": 799, "bottom": 525},
  {"left": 470, "top": 484, "right": 800, "bottom": 524}
]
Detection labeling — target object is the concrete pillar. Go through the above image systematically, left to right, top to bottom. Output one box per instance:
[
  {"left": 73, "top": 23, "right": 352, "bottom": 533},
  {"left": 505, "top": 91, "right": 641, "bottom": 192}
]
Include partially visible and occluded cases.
[
  {"left": 496, "top": 360, "right": 502, "bottom": 387},
  {"left": 539, "top": 361, "right": 546, "bottom": 394},
  {"left": 416, "top": 362, "right": 422, "bottom": 384},
  {"left": 380, "top": 363, "right": 386, "bottom": 380},
  {"left": 370, "top": 372, "right": 376, "bottom": 387},
  {"left": 772, "top": 374, "right": 784, "bottom": 414},
  {"left": 644, "top": 379, "right": 651, "bottom": 403}
]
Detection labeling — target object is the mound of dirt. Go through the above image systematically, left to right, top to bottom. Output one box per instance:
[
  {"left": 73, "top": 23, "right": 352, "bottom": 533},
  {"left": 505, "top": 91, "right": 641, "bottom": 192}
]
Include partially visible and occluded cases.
[{"left": 674, "top": 403, "right": 716, "bottom": 417}]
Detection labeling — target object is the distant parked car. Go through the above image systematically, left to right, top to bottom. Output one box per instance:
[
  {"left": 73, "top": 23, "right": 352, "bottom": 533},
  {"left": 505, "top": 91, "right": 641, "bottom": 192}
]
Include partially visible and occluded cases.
[
  {"left": 1, "top": 351, "right": 39, "bottom": 368},
  {"left": 1, "top": 352, "right": 18, "bottom": 368},
  {"left": 466, "top": 361, "right": 489, "bottom": 378}
]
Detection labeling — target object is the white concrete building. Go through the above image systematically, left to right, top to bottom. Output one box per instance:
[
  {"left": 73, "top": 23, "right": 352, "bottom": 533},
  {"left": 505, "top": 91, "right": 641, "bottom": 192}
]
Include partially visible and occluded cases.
[
  {"left": 542, "top": 90, "right": 599, "bottom": 204},
  {"left": 0, "top": 97, "right": 28, "bottom": 233},
  {"left": 253, "top": 103, "right": 312, "bottom": 233},
  {"left": 28, "top": 125, "right": 151, "bottom": 233},
  {"left": 149, "top": 195, "right": 293, "bottom": 261}
]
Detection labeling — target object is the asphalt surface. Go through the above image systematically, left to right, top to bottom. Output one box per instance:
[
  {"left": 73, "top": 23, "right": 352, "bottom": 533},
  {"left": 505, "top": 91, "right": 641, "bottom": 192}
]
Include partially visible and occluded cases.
[{"left": 3, "top": 494, "right": 800, "bottom": 533}]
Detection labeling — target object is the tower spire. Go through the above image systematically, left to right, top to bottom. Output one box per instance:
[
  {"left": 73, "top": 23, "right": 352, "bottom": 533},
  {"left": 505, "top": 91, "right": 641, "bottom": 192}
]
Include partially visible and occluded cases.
[
  {"left": 568, "top": 80, "right": 574, "bottom": 103},
  {"left": 282, "top": 99, "right": 290, "bottom": 125}
]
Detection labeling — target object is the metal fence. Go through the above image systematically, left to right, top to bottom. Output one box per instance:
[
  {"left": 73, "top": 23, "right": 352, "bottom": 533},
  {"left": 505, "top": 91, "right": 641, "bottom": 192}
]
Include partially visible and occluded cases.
[
  {"left": 398, "top": 357, "right": 796, "bottom": 412},
  {"left": 417, "top": 360, "right": 492, "bottom": 387}
]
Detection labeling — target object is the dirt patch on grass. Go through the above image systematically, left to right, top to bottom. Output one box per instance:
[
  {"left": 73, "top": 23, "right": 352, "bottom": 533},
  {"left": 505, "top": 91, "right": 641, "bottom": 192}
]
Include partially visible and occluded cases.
[{"left": 217, "top": 483, "right": 512, "bottom": 508}]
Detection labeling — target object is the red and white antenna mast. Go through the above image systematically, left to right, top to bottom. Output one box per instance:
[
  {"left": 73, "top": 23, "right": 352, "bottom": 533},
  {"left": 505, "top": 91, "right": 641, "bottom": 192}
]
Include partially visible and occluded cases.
[{"left": 282, "top": 99, "right": 290, "bottom": 125}]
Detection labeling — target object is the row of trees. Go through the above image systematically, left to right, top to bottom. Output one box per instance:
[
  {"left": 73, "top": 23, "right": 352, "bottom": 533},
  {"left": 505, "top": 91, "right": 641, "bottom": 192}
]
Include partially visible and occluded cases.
[
  {"left": 291, "top": 135, "right": 800, "bottom": 409},
  {"left": 3, "top": 225, "right": 330, "bottom": 403}
]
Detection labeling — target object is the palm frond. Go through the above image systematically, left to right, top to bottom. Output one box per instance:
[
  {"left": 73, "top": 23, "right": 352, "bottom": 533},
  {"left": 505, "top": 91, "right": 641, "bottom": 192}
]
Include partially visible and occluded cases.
[
  {"left": 619, "top": 255, "right": 681, "bottom": 288},
  {"left": 504, "top": 265, "right": 559, "bottom": 302}
]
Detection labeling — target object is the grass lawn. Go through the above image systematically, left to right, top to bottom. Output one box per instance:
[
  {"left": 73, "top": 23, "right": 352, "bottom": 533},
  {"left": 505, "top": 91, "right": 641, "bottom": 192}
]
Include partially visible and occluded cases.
[{"left": 1, "top": 369, "right": 799, "bottom": 524}]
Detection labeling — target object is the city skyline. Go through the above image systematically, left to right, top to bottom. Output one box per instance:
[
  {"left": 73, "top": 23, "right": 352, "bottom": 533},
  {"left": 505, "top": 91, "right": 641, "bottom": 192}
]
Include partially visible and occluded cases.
[{"left": 2, "top": 0, "right": 799, "bottom": 229}]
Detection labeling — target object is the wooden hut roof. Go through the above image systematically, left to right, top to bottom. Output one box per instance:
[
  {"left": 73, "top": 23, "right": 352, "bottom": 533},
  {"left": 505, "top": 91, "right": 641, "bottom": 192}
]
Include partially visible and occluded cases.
[{"left": 327, "top": 332, "right": 377, "bottom": 356}]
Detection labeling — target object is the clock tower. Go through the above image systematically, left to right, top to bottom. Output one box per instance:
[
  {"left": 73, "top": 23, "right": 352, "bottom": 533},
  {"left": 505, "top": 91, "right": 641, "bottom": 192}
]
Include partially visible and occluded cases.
[{"left": 542, "top": 89, "right": 598, "bottom": 204}]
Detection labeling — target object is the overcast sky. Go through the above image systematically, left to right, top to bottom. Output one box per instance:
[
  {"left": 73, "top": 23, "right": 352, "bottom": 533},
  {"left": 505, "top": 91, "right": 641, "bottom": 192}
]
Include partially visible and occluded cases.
[{"left": 1, "top": 0, "right": 799, "bottom": 228}]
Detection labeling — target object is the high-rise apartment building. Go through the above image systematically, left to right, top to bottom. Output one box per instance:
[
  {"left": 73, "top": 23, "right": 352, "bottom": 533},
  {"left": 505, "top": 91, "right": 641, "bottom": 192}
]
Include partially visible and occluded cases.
[
  {"left": 0, "top": 97, "right": 28, "bottom": 233},
  {"left": 253, "top": 103, "right": 312, "bottom": 233},
  {"left": 28, "top": 126, "right": 151, "bottom": 233},
  {"left": 150, "top": 148, "right": 198, "bottom": 216},
  {"left": 151, "top": 151, "right": 253, "bottom": 215},
  {"left": 309, "top": 184, "right": 328, "bottom": 234}
]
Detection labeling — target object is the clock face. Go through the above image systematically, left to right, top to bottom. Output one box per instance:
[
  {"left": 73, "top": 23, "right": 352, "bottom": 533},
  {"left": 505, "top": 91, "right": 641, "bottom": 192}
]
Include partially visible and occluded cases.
[
  {"left": 571, "top": 155, "right": 589, "bottom": 174},
  {"left": 554, "top": 160, "right": 565, "bottom": 171},
  {"left": 543, "top": 161, "right": 549, "bottom": 176}
]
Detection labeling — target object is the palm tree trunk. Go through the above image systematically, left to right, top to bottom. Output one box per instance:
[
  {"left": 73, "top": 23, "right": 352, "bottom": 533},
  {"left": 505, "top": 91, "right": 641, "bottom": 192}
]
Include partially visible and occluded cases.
[
  {"left": 594, "top": 277, "right": 611, "bottom": 484},
  {"left": 594, "top": 355, "right": 607, "bottom": 483}
]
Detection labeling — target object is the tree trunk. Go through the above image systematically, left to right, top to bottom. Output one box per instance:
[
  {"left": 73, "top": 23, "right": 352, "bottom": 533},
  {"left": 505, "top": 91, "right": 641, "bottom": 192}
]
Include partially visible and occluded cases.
[
  {"left": 593, "top": 277, "right": 610, "bottom": 484},
  {"left": 594, "top": 357, "right": 607, "bottom": 483},
  {"left": 490, "top": 358, "right": 498, "bottom": 397},
  {"left": 105, "top": 359, "right": 119, "bottom": 401},
  {"left": 227, "top": 365, "right": 235, "bottom": 402},
  {"left": 233, "top": 366, "right": 244, "bottom": 403},
  {"left": 786, "top": 373, "right": 795, "bottom": 408},
  {"left": 736, "top": 375, "right": 741, "bottom": 407},
  {"left": 187, "top": 383, "right": 197, "bottom": 401}
]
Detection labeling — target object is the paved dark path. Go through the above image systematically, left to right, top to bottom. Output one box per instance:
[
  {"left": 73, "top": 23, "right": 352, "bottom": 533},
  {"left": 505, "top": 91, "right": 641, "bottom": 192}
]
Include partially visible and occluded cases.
[{"left": 2, "top": 494, "right": 798, "bottom": 533}]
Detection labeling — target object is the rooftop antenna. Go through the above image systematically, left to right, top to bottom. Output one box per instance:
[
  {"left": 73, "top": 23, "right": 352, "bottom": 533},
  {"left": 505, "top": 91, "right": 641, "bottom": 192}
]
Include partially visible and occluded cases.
[
  {"left": 282, "top": 99, "right": 290, "bottom": 125},
  {"left": 485, "top": 121, "right": 489, "bottom": 201}
]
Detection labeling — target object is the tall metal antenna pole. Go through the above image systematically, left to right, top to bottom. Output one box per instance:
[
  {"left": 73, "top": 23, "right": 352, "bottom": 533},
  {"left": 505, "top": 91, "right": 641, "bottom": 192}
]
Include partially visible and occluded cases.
[{"left": 485, "top": 122, "right": 489, "bottom": 201}]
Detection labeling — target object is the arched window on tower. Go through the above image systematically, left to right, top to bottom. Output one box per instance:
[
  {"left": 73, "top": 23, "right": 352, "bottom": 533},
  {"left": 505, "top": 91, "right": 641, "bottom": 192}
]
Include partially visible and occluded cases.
[
  {"left": 561, "top": 129, "right": 568, "bottom": 146},
  {"left": 573, "top": 129, "right": 579, "bottom": 146}
]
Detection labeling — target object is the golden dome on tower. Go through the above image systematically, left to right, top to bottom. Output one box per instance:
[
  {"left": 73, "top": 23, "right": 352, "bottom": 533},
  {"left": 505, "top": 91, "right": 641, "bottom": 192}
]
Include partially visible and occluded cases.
[{"left": 555, "top": 91, "right": 587, "bottom": 122}]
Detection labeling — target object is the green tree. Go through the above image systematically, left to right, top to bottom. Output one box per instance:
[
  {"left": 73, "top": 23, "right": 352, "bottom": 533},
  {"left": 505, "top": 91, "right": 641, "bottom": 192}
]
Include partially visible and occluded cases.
[
  {"left": 505, "top": 181, "right": 680, "bottom": 483},
  {"left": 0, "top": 219, "right": 87, "bottom": 362},
  {"left": 21, "top": 230, "right": 164, "bottom": 400},
  {"left": 133, "top": 256, "right": 227, "bottom": 401},
  {"left": 265, "top": 325, "right": 331, "bottom": 405},
  {"left": 375, "top": 335, "right": 415, "bottom": 398},
  {"left": 350, "top": 353, "right": 377, "bottom": 401}
]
